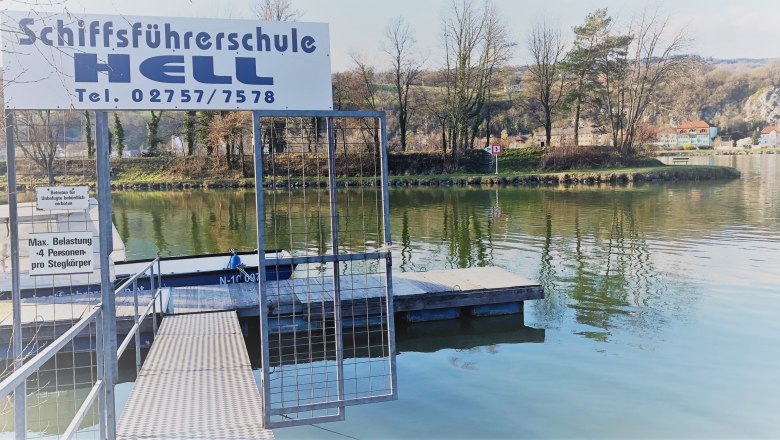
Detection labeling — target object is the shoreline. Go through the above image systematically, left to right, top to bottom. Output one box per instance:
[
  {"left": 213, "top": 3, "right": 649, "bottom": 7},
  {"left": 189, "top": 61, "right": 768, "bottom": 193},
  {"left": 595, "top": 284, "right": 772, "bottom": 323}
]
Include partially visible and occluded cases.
[
  {"left": 657, "top": 148, "right": 780, "bottom": 156},
  {"left": 1, "top": 165, "right": 740, "bottom": 191}
]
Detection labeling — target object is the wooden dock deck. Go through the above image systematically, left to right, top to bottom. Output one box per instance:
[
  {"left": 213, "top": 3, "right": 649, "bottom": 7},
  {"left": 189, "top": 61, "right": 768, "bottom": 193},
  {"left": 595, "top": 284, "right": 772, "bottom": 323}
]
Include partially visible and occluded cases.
[
  {"left": 0, "top": 267, "right": 543, "bottom": 353},
  {"left": 165, "top": 267, "right": 544, "bottom": 324},
  {"left": 116, "top": 311, "right": 273, "bottom": 440}
]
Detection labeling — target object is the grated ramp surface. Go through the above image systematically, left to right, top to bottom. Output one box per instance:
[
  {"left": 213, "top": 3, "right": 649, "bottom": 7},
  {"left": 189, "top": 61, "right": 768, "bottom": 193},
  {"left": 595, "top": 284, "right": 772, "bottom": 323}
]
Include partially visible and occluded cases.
[{"left": 116, "top": 312, "right": 273, "bottom": 440}]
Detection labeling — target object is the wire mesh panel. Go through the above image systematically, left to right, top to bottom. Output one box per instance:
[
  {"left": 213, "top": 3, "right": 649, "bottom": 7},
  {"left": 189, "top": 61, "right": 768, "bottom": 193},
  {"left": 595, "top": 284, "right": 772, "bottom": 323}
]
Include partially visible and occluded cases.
[
  {"left": 1, "top": 110, "right": 113, "bottom": 439},
  {"left": 254, "top": 111, "right": 396, "bottom": 428}
]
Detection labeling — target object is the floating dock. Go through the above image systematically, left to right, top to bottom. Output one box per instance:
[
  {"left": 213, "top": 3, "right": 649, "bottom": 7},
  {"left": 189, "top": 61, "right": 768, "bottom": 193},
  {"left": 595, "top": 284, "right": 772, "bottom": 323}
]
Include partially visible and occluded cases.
[
  {"left": 165, "top": 266, "right": 543, "bottom": 324},
  {"left": 0, "top": 267, "right": 543, "bottom": 358},
  {"left": 112, "top": 267, "right": 542, "bottom": 439},
  {"left": 116, "top": 311, "right": 273, "bottom": 440}
]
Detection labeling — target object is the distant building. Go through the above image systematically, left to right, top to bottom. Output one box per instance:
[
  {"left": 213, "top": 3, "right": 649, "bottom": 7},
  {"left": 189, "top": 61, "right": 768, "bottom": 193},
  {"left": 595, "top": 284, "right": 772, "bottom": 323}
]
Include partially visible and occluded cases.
[
  {"left": 674, "top": 120, "right": 718, "bottom": 147},
  {"left": 534, "top": 126, "right": 611, "bottom": 147},
  {"left": 759, "top": 126, "right": 778, "bottom": 146},
  {"left": 655, "top": 127, "right": 678, "bottom": 148},
  {"left": 713, "top": 135, "right": 734, "bottom": 148},
  {"left": 736, "top": 137, "right": 753, "bottom": 148}
]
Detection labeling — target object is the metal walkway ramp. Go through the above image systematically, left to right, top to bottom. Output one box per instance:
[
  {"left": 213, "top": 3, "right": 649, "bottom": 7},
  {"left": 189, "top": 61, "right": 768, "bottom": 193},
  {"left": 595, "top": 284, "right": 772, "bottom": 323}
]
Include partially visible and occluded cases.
[{"left": 116, "top": 312, "right": 273, "bottom": 440}]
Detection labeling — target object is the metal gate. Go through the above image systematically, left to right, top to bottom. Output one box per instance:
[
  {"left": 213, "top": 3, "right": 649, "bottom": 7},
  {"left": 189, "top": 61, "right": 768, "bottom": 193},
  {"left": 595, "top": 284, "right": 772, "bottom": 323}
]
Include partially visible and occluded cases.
[{"left": 252, "top": 111, "right": 397, "bottom": 428}]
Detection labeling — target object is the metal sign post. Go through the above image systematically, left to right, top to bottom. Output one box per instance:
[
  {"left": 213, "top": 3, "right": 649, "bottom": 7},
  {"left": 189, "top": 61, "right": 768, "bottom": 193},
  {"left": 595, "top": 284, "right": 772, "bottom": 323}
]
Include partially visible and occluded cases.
[{"left": 487, "top": 144, "right": 502, "bottom": 174}]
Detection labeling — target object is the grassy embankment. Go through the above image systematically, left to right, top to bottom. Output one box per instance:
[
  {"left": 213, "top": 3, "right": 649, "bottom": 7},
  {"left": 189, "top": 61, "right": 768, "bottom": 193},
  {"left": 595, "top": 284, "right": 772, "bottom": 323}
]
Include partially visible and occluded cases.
[{"left": 0, "top": 147, "right": 741, "bottom": 191}]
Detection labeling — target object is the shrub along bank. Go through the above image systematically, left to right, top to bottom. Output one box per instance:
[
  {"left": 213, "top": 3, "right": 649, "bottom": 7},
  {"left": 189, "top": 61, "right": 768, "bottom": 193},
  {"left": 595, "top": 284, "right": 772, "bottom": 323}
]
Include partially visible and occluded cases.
[{"left": 0, "top": 146, "right": 741, "bottom": 190}]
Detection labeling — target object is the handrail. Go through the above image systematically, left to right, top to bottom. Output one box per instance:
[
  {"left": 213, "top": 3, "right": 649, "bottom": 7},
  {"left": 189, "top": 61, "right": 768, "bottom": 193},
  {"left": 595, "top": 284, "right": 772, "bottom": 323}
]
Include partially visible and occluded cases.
[
  {"left": 1, "top": 257, "right": 166, "bottom": 437},
  {"left": 114, "top": 258, "right": 160, "bottom": 294},
  {"left": 115, "top": 258, "right": 164, "bottom": 374},
  {"left": 117, "top": 286, "right": 164, "bottom": 358},
  {"left": 0, "top": 305, "right": 102, "bottom": 402},
  {"left": 61, "top": 379, "right": 103, "bottom": 440}
]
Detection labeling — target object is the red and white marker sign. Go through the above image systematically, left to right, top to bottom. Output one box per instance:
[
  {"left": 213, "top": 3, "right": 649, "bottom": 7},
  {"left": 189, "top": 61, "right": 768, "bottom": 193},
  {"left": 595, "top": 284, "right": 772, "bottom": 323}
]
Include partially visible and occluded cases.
[{"left": 490, "top": 144, "right": 502, "bottom": 155}]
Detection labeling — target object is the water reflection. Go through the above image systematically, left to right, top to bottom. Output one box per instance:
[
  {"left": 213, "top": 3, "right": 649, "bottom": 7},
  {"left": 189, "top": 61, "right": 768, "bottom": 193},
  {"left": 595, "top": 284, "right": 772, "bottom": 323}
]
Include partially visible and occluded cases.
[{"left": 110, "top": 156, "right": 780, "bottom": 345}]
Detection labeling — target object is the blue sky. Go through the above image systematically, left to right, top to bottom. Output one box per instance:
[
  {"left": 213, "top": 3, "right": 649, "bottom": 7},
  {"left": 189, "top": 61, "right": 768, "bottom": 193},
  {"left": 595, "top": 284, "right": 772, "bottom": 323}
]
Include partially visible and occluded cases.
[{"left": 11, "top": 0, "right": 780, "bottom": 71}]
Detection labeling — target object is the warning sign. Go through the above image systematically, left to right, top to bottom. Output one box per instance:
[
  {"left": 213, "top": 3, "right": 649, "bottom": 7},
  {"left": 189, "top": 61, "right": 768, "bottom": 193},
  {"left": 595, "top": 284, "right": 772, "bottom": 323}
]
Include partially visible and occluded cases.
[
  {"left": 36, "top": 186, "right": 90, "bottom": 210},
  {"left": 28, "top": 232, "right": 95, "bottom": 276}
]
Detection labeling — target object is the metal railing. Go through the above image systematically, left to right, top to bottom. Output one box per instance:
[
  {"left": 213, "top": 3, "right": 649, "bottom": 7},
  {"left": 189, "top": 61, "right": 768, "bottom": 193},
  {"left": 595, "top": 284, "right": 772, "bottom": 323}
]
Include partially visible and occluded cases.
[
  {"left": 0, "top": 258, "right": 164, "bottom": 439},
  {"left": 115, "top": 258, "right": 163, "bottom": 373},
  {"left": 0, "top": 305, "right": 105, "bottom": 439}
]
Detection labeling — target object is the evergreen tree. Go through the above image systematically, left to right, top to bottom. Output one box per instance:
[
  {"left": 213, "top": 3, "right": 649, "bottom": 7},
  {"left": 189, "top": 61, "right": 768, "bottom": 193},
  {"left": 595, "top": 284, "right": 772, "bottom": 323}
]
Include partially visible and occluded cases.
[
  {"left": 566, "top": 9, "right": 614, "bottom": 146},
  {"left": 146, "top": 110, "right": 164, "bottom": 155},
  {"left": 184, "top": 110, "right": 197, "bottom": 156},
  {"left": 84, "top": 111, "right": 95, "bottom": 158},
  {"left": 197, "top": 111, "right": 215, "bottom": 156},
  {"left": 113, "top": 113, "right": 126, "bottom": 157}
]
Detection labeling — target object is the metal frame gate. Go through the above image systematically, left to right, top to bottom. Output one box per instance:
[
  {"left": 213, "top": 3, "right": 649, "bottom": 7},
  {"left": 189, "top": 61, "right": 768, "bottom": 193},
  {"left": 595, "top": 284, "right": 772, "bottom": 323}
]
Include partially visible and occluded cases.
[{"left": 252, "top": 110, "right": 397, "bottom": 428}]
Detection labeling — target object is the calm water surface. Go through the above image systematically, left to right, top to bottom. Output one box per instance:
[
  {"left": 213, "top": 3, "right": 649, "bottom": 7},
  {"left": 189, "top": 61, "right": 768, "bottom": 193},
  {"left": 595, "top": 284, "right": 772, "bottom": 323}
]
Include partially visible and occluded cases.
[{"left": 6, "top": 155, "right": 777, "bottom": 438}]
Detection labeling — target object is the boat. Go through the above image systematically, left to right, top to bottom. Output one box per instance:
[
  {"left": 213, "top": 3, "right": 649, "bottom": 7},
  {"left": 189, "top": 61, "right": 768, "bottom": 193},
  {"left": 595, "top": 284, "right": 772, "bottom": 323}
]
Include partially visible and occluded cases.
[{"left": 114, "top": 249, "right": 296, "bottom": 291}]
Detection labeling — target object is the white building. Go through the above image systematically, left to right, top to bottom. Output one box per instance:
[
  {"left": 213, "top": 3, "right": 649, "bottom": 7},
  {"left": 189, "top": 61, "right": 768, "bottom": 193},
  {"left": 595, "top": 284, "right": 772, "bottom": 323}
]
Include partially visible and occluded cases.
[{"left": 759, "top": 126, "right": 778, "bottom": 147}]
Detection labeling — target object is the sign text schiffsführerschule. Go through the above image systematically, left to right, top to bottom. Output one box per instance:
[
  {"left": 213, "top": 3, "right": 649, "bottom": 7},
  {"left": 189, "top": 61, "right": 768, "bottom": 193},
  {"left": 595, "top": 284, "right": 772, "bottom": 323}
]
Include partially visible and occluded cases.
[{"left": 1, "top": 12, "right": 333, "bottom": 111}]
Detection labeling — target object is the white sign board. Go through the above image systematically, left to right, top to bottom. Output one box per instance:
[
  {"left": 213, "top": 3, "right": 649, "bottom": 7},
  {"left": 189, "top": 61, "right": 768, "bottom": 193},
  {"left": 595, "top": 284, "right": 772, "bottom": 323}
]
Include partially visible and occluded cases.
[
  {"left": 2, "top": 12, "right": 332, "bottom": 110},
  {"left": 491, "top": 144, "right": 502, "bottom": 155},
  {"left": 36, "top": 186, "right": 90, "bottom": 210},
  {"left": 28, "top": 232, "right": 95, "bottom": 276}
]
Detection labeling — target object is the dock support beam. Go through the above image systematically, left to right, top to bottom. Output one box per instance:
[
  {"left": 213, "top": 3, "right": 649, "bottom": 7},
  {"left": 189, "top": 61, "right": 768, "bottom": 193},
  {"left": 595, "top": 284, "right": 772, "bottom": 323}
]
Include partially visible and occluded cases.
[
  {"left": 96, "top": 110, "right": 118, "bottom": 438},
  {"left": 6, "top": 111, "right": 26, "bottom": 440},
  {"left": 251, "top": 111, "right": 272, "bottom": 428},
  {"left": 378, "top": 114, "right": 398, "bottom": 398}
]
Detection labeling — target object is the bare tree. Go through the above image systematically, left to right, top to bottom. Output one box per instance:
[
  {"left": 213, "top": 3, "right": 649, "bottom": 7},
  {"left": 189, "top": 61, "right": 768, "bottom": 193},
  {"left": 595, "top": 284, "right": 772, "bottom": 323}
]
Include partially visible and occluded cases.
[
  {"left": 255, "top": 0, "right": 302, "bottom": 21},
  {"left": 442, "top": 0, "right": 513, "bottom": 163},
  {"left": 597, "top": 10, "right": 691, "bottom": 156},
  {"left": 384, "top": 17, "right": 423, "bottom": 151},
  {"left": 525, "top": 20, "right": 568, "bottom": 148},
  {"left": 349, "top": 54, "right": 382, "bottom": 157},
  {"left": 350, "top": 54, "right": 379, "bottom": 111},
  {"left": 15, "top": 110, "right": 65, "bottom": 184},
  {"left": 207, "top": 111, "right": 252, "bottom": 172}
]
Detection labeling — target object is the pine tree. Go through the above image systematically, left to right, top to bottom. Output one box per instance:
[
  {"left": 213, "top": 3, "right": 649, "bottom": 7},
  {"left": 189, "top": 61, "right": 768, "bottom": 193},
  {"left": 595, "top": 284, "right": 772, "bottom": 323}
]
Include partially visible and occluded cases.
[
  {"left": 566, "top": 9, "right": 613, "bottom": 146},
  {"left": 84, "top": 111, "right": 95, "bottom": 158},
  {"left": 146, "top": 111, "right": 163, "bottom": 155},
  {"left": 184, "top": 111, "right": 197, "bottom": 156},
  {"left": 197, "top": 111, "right": 215, "bottom": 156},
  {"left": 113, "top": 113, "right": 126, "bottom": 157}
]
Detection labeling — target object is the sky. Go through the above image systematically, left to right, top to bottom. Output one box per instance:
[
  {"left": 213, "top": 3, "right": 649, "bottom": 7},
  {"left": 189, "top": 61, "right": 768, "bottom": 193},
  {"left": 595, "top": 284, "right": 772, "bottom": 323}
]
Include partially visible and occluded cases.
[{"left": 7, "top": 0, "right": 780, "bottom": 71}]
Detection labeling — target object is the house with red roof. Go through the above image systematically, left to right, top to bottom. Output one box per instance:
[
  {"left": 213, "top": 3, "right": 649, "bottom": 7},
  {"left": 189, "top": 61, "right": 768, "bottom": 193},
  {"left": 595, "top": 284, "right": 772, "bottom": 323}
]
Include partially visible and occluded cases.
[
  {"left": 675, "top": 121, "right": 718, "bottom": 147},
  {"left": 759, "top": 126, "right": 778, "bottom": 147}
]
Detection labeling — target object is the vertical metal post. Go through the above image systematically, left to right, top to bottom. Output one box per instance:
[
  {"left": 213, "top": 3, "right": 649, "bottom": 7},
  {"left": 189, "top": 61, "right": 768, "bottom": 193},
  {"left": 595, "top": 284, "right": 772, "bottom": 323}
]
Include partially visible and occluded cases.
[
  {"left": 95, "top": 110, "right": 117, "bottom": 438},
  {"left": 6, "top": 111, "right": 26, "bottom": 439},
  {"left": 252, "top": 112, "right": 272, "bottom": 427},
  {"left": 378, "top": 114, "right": 398, "bottom": 397},
  {"left": 326, "top": 117, "right": 345, "bottom": 404},
  {"left": 156, "top": 259, "right": 161, "bottom": 318},
  {"left": 151, "top": 260, "right": 159, "bottom": 332},
  {"left": 152, "top": 275, "right": 158, "bottom": 336},
  {"left": 133, "top": 279, "right": 140, "bottom": 374},
  {"left": 95, "top": 310, "right": 107, "bottom": 440}
]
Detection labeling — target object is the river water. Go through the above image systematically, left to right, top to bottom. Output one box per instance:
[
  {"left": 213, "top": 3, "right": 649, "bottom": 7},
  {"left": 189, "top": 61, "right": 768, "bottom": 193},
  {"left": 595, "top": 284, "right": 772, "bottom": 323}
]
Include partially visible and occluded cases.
[
  {"left": 5, "top": 155, "right": 780, "bottom": 438},
  {"left": 108, "top": 155, "right": 780, "bottom": 438}
]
